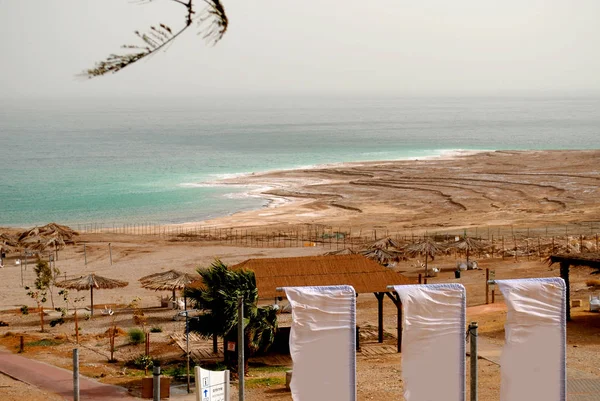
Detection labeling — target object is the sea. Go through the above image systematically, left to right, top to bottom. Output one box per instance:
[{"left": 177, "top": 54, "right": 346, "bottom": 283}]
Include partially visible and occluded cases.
[{"left": 1, "top": 96, "right": 599, "bottom": 228}]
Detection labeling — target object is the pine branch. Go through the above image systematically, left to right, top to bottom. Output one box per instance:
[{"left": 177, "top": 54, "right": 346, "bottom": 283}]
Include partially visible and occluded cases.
[{"left": 82, "top": 0, "right": 229, "bottom": 78}]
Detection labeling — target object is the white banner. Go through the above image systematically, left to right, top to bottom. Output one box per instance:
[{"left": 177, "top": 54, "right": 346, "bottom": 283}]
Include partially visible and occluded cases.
[
  {"left": 496, "top": 278, "right": 566, "bottom": 401},
  {"left": 393, "top": 283, "right": 466, "bottom": 401},
  {"left": 284, "top": 285, "right": 356, "bottom": 401}
]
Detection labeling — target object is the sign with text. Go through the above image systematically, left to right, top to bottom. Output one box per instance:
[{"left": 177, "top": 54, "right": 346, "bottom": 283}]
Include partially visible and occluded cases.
[{"left": 195, "top": 366, "right": 230, "bottom": 401}]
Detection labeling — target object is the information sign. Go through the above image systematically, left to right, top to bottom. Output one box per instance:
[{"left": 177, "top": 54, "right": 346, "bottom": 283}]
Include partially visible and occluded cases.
[{"left": 195, "top": 366, "right": 230, "bottom": 401}]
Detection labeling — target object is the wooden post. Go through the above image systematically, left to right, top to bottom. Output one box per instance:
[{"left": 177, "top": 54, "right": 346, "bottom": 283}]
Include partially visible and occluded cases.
[
  {"left": 502, "top": 236, "right": 505, "bottom": 260},
  {"left": 109, "top": 243, "right": 112, "bottom": 265},
  {"left": 560, "top": 261, "right": 571, "bottom": 321},
  {"left": 418, "top": 274, "right": 422, "bottom": 284},
  {"left": 491, "top": 289, "right": 495, "bottom": 304},
  {"left": 375, "top": 292, "right": 385, "bottom": 343},
  {"left": 19, "top": 336, "right": 24, "bottom": 353}
]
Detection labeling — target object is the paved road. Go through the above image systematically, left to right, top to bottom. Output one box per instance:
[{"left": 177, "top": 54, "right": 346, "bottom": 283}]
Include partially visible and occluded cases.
[{"left": 0, "top": 348, "right": 139, "bottom": 401}]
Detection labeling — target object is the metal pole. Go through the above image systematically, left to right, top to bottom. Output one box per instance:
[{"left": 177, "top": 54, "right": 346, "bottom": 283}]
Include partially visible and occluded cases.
[
  {"left": 109, "top": 243, "right": 112, "bottom": 265},
  {"left": 84, "top": 244, "right": 87, "bottom": 265},
  {"left": 485, "top": 269, "right": 489, "bottom": 305},
  {"left": 238, "top": 295, "right": 244, "bottom": 401},
  {"left": 186, "top": 312, "right": 191, "bottom": 393},
  {"left": 469, "top": 322, "right": 478, "bottom": 401},
  {"left": 73, "top": 348, "right": 80, "bottom": 401},
  {"left": 153, "top": 365, "right": 161, "bottom": 401}
]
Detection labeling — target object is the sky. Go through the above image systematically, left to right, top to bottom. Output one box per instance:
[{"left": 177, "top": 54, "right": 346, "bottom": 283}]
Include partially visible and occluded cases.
[{"left": 1, "top": 0, "right": 599, "bottom": 99}]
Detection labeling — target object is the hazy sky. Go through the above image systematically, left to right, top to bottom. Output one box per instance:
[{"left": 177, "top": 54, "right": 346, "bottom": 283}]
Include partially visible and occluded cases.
[{"left": 1, "top": 0, "right": 599, "bottom": 99}]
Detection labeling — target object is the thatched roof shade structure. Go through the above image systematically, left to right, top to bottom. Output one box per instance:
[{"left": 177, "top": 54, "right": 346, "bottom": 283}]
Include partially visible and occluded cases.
[
  {"left": 18, "top": 223, "right": 78, "bottom": 250},
  {"left": 0, "top": 233, "right": 19, "bottom": 253},
  {"left": 366, "top": 237, "right": 404, "bottom": 250},
  {"left": 447, "top": 237, "right": 485, "bottom": 264},
  {"left": 403, "top": 238, "right": 446, "bottom": 274},
  {"left": 323, "top": 248, "right": 357, "bottom": 256},
  {"left": 359, "top": 248, "right": 404, "bottom": 265},
  {"left": 548, "top": 253, "right": 600, "bottom": 321},
  {"left": 190, "top": 254, "right": 416, "bottom": 351},
  {"left": 227, "top": 254, "right": 414, "bottom": 299},
  {"left": 139, "top": 269, "right": 195, "bottom": 300},
  {"left": 56, "top": 273, "right": 128, "bottom": 316}
]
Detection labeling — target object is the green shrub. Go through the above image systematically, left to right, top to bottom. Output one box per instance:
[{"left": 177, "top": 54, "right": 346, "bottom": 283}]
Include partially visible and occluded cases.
[
  {"left": 20, "top": 305, "right": 29, "bottom": 315},
  {"left": 49, "top": 318, "right": 65, "bottom": 327},
  {"left": 150, "top": 326, "right": 162, "bottom": 333},
  {"left": 128, "top": 328, "right": 146, "bottom": 345},
  {"left": 26, "top": 339, "right": 62, "bottom": 347},
  {"left": 131, "top": 354, "right": 153, "bottom": 370},
  {"left": 162, "top": 364, "right": 186, "bottom": 379}
]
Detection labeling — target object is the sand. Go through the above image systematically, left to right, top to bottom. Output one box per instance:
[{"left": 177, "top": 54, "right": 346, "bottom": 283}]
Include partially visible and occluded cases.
[{"left": 199, "top": 149, "right": 600, "bottom": 233}]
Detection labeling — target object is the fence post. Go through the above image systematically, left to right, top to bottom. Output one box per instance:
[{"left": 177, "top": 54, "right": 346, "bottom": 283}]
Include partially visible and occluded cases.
[
  {"left": 469, "top": 322, "right": 478, "bottom": 401},
  {"left": 73, "top": 348, "right": 80, "bottom": 401}
]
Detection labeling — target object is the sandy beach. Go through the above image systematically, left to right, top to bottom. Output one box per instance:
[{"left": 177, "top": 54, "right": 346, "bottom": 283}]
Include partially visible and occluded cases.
[{"left": 197, "top": 149, "right": 600, "bottom": 232}]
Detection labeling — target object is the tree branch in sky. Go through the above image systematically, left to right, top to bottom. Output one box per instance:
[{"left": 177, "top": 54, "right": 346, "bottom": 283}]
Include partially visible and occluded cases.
[{"left": 83, "top": 0, "right": 228, "bottom": 78}]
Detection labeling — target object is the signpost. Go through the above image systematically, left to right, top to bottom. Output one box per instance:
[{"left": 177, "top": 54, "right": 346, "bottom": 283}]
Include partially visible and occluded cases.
[{"left": 195, "top": 366, "right": 230, "bottom": 401}]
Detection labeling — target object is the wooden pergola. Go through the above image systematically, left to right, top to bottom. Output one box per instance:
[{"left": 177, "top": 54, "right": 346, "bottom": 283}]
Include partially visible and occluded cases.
[
  {"left": 548, "top": 253, "right": 600, "bottom": 321},
  {"left": 229, "top": 254, "right": 416, "bottom": 352}
]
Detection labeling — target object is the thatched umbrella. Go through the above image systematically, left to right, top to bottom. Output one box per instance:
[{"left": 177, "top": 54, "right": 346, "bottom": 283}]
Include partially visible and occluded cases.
[
  {"left": 18, "top": 223, "right": 78, "bottom": 250},
  {"left": 0, "top": 233, "right": 19, "bottom": 254},
  {"left": 365, "top": 237, "right": 404, "bottom": 250},
  {"left": 448, "top": 237, "right": 485, "bottom": 266},
  {"left": 403, "top": 238, "right": 446, "bottom": 275},
  {"left": 323, "top": 248, "right": 357, "bottom": 256},
  {"left": 359, "top": 248, "right": 404, "bottom": 265},
  {"left": 139, "top": 269, "right": 195, "bottom": 301},
  {"left": 55, "top": 274, "right": 128, "bottom": 316}
]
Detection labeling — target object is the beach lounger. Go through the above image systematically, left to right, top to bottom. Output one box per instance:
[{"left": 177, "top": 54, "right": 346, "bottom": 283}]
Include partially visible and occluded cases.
[{"left": 101, "top": 305, "right": 114, "bottom": 316}]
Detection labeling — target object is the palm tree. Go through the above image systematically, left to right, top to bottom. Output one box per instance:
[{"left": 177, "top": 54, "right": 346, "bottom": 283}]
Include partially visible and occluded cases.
[{"left": 184, "top": 259, "right": 277, "bottom": 377}]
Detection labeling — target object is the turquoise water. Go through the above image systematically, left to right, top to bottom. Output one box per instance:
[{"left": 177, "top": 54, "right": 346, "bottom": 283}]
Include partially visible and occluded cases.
[{"left": 1, "top": 96, "right": 599, "bottom": 227}]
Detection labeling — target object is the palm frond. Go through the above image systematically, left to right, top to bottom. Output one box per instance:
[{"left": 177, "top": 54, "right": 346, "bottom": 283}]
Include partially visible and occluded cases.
[{"left": 83, "top": 0, "right": 229, "bottom": 78}]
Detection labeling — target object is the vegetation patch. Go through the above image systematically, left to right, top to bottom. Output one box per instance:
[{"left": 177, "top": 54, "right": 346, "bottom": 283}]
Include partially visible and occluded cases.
[
  {"left": 128, "top": 328, "right": 146, "bottom": 345},
  {"left": 26, "top": 338, "right": 63, "bottom": 347},
  {"left": 249, "top": 364, "right": 290, "bottom": 373},
  {"left": 246, "top": 377, "right": 286, "bottom": 389}
]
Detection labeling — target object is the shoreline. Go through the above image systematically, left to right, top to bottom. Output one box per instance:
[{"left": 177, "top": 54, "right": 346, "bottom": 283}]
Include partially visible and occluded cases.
[
  {"left": 3, "top": 149, "right": 600, "bottom": 233},
  {"left": 187, "top": 149, "right": 600, "bottom": 233}
]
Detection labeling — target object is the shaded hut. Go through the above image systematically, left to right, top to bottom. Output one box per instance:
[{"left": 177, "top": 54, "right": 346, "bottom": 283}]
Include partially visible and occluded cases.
[{"left": 56, "top": 274, "right": 128, "bottom": 316}]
